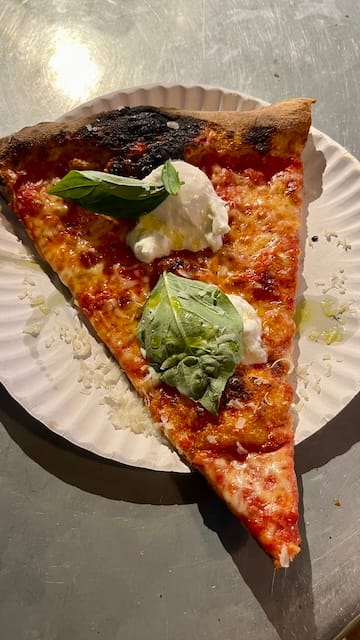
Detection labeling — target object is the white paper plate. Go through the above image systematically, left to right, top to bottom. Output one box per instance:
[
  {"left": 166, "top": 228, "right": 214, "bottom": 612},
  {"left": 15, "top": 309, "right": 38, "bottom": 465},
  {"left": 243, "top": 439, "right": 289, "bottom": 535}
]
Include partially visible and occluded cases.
[{"left": 1, "top": 84, "right": 359, "bottom": 472}]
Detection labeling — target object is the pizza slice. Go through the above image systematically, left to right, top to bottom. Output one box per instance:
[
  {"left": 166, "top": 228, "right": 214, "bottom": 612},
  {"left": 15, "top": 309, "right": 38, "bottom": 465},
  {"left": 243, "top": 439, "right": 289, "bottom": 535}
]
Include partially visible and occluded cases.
[{"left": 0, "top": 98, "right": 313, "bottom": 567}]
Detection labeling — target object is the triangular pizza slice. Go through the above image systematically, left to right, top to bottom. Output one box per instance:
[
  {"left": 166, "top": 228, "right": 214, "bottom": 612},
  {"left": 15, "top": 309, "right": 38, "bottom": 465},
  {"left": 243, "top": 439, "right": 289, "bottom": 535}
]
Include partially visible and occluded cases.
[{"left": 0, "top": 98, "right": 313, "bottom": 567}]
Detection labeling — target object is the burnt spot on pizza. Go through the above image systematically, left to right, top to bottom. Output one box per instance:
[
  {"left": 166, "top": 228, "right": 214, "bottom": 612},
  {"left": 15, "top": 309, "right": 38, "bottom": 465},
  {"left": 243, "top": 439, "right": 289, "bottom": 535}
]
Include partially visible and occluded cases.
[
  {"left": 78, "top": 106, "right": 206, "bottom": 178},
  {"left": 243, "top": 125, "right": 276, "bottom": 155},
  {"left": 0, "top": 131, "right": 72, "bottom": 177},
  {"left": 79, "top": 250, "right": 100, "bottom": 269},
  {"left": 149, "top": 250, "right": 215, "bottom": 290},
  {"left": 155, "top": 255, "right": 187, "bottom": 274},
  {"left": 149, "top": 256, "right": 188, "bottom": 289},
  {"left": 252, "top": 270, "right": 280, "bottom": 301},
  {"left": 117, "top": 292, "right": 131, "bottom": 308},
  {"left": 270, "top": 359, "right": 289, "bottom": 377},
  {"left": 222, "top": 373, "right": 251, "bottom": 406}
]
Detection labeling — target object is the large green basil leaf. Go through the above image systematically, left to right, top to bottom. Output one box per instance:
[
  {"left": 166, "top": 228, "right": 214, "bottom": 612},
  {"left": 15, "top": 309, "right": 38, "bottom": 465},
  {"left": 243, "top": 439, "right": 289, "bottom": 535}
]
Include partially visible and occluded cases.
[
  {"left": 47, "top": 160, "right": 182, "bottom": 218},
  {"left": 138, "top": 272, "right": 243, "bottom": 414}
]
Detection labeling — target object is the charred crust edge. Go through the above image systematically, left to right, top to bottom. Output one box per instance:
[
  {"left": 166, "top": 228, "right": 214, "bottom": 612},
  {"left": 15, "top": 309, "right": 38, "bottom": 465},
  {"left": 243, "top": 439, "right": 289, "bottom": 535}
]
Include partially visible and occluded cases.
[
  {"left": 0, "top": 98, "right": 314, "bottom": 178},
  {"left": 78, "top": 106, "right": 207, "bottom": 178},
  {"left": 243, "top": 125, "right": 277, "bottom": 155}
]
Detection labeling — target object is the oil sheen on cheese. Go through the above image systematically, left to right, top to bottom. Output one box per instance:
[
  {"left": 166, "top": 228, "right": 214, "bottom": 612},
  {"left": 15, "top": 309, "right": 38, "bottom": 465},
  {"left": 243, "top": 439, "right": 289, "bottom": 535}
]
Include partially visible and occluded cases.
[{"left": 126, "top": 160, "right": 230, "bottom": 263}]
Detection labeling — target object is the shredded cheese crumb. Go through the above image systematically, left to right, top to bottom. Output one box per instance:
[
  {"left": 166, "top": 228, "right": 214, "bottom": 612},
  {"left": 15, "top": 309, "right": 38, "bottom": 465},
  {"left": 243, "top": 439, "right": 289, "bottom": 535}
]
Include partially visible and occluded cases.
[
  {"left": 166, "top": 121, "right": 180, "bottom": 130},
  {"left": 324, "top": 229, "right": 352, "bottom": 251},
  {"left": 324, "top": 230, "right": 339, "bottom": 242},
  {"left": 17, "top": 281, "right": 160, "bottom": 440},
  {"left": 29, "top": 294, "right": 45, "bottom": 307},
  {"left": 23, "top": 322, "right": 41, "bottom": 337},
  {"left": 71, "top": 329, "right": 92, "bottom": 359},
  {"left": 45, "top": 335, "right": 56, "bottom": 348},
  {"left": 270, "top": 358, "right": 294, "bottom": 374},
  {"left": 292, "top": 401, "right": 304, "bottom": 414},
  {"left": 235, "top": 417, "right": 245, "bottom": 429},
  {"left": 236, "top": 442, "right": 248, "bottom": 455},
  {"left": 278, "top": 544, "right": 290, "bottom": 568}
]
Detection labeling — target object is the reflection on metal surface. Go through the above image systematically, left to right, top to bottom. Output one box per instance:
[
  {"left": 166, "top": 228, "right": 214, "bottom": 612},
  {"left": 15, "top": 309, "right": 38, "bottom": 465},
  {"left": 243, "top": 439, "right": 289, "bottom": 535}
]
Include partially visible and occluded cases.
[
  {"left": 48, "top": 28, "right": 101, "bottom": 102},
  {"left": 331, "top": 612, "right": 360, "bottom": 640}
]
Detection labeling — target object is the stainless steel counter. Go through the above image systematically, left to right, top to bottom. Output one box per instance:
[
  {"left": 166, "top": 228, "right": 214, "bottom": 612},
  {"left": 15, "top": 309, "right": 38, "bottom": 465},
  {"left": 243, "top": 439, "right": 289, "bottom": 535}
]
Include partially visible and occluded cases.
[{"left": 0, "top": 2, "right": 359, "bottom": 639}]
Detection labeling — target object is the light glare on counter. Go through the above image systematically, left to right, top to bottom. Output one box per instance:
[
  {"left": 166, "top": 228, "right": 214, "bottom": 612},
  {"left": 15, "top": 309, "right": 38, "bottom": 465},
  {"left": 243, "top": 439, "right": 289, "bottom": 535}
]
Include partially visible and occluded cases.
[{"left": 49, "top": 29, "right": 101, "bottom": 102}]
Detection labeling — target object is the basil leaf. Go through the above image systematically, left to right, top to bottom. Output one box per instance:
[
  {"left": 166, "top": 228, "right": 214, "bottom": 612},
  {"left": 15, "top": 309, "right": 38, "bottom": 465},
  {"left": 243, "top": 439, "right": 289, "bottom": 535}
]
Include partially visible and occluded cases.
[
  {"left": 161, "top": 160, "right": 182, "bottom": 195},
  {"left": 48, "top": 162, "right": 181, "bottom": 219},
  {"left": 138, "top": 272, "right": 243, "bottom": 414}
]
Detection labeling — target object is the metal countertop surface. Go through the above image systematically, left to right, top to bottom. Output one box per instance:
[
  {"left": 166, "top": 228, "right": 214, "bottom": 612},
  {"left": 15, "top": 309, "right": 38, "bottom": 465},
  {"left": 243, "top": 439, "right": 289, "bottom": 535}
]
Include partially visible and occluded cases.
[{"left": 0, "top": 2, "right": 359, "bottom": 639}]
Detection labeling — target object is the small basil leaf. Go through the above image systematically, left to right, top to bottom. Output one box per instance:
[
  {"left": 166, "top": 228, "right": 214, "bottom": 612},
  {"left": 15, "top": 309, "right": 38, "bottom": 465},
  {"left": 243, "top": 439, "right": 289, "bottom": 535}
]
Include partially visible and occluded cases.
[
  {"left": 161, "top": 160, "right": 182, "bottom": 195},
  {"left": 47, "top": 165, "right": 182, "bottom": 219},
  {"left": 138, "top": 272, "right": 243, "bottom": 414}
]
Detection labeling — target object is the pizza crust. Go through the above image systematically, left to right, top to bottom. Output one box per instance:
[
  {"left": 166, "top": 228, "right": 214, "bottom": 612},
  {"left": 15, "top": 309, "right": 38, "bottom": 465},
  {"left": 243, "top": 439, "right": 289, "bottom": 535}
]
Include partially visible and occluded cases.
[
  {"left": 169, "top": 97, "right": 314, "bottom": 155},
  {"left": 0, "top": 98, "right": 314, "bottom": 175}
]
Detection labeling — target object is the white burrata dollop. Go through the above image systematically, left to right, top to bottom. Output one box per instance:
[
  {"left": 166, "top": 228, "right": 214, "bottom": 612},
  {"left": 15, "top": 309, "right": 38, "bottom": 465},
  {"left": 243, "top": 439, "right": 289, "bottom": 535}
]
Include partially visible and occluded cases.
[
  {"left": 126, "top": 160, "right": 229, "bottom": 263},
  {"left": 227, "top": 294, "right": 268, "bottom": 365}
]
